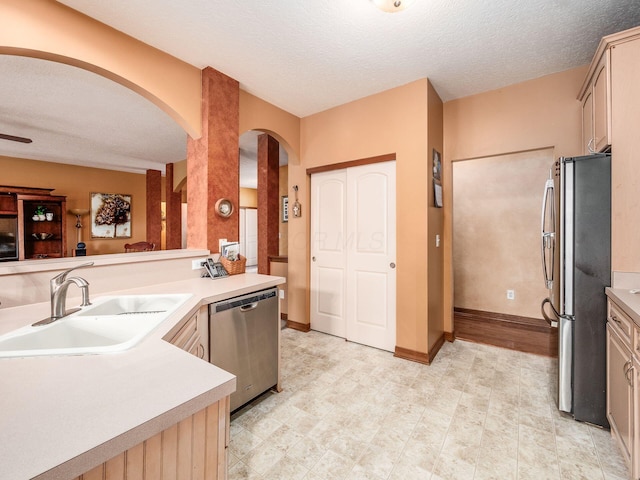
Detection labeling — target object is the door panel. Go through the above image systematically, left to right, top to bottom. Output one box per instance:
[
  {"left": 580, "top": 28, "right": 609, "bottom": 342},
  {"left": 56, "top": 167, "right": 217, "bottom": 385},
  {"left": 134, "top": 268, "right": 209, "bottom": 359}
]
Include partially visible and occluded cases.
[
  {"left": 310, "top": 162, "right": 396, "bottom": 352},
  {"left": 346, "top": 162, "right": 396, "bottom": 351},
  {"left": 311, "top": 171, "right": 347, "bottom": 337},
  {"left": 239, "top": 208, "right": 258, "bottom": 267},
  {"left": 245, "top": 208, "right": 258, "bottom": 266},
  {"left": 354, "top": 271, "right": 387, "bottom": 327}
]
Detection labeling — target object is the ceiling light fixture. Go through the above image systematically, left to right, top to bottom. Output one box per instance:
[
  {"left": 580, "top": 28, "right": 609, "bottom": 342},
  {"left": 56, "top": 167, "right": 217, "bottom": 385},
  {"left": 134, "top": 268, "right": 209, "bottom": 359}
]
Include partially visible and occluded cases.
[{"left": 371, "top": 0, "right": 417, "bottom": 13}]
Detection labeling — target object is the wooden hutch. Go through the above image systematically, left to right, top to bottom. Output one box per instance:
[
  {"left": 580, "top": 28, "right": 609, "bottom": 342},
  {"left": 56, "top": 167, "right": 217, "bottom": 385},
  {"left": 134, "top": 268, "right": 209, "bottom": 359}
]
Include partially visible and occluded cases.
[{"left": 0, "top": 186, "right": 67, "bottom": 260}]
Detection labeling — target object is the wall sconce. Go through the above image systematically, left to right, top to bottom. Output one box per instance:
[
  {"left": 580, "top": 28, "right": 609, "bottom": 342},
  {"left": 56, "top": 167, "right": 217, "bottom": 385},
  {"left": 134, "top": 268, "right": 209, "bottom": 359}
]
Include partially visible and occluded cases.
[
  {"left": 371, "top": 0, "right": 417, "bottom": 13},
  {"left": 292, "top": 185, "right": 302, "bottom": 218}
]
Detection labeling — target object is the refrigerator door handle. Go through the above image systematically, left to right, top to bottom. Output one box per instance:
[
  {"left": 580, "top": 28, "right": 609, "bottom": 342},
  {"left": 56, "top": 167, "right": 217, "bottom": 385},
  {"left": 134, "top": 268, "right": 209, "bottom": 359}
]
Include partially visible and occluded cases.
[
  {"left": 541, "top": 176, "right": 556, "bottom": 290},
  {"left": 540, "top": 296, "right": 573, "bottom": 328},
  {"left": 542, "top": 296, "right": 575, "bottom": 324},
  {"left": 541, "top": 297, "right": 559, "bottom": 327}
]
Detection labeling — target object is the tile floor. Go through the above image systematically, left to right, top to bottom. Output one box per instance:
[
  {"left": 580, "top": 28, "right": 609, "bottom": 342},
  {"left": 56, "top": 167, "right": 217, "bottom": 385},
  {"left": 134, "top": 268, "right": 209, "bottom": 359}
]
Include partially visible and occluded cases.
[{"left": 229, "top": 328, "right": 628, "bottom": 480}]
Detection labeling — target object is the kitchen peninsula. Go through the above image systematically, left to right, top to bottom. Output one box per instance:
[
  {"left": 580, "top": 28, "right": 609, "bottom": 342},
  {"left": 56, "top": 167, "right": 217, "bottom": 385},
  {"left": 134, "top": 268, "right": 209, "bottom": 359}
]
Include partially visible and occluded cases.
[{"left": 0, "top": 254, "right": 284, "bottom": 480}]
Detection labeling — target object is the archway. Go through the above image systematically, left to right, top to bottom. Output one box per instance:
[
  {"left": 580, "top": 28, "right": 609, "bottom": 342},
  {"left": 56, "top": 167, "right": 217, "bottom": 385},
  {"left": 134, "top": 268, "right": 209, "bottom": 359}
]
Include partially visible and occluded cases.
[{"left": 0, "top": 54, "right": 189, "bottom": 255}]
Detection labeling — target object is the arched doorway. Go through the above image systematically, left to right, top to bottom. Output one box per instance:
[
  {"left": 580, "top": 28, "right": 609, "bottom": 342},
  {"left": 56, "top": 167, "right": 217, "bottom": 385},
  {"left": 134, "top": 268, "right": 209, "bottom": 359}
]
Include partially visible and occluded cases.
[
  {"left": 0, "top": 54, "right": 189, "bottom": 256},
  {"left": 238, "top": 130, "right": 290, "bottom": 271}
]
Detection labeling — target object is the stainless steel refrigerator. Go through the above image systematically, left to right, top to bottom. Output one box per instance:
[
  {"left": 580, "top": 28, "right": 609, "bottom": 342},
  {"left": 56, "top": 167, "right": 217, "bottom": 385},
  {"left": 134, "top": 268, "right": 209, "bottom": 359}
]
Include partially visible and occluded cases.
[{"left": 541, "top": 153, "right": 611, "bottom": 427}]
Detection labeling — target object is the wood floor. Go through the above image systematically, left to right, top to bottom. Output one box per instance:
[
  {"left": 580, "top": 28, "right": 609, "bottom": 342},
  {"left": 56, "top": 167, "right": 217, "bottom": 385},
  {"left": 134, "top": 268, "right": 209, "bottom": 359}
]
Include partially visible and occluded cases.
[{"left": 454, "top": 308, "right": 558, "bottom": 357}]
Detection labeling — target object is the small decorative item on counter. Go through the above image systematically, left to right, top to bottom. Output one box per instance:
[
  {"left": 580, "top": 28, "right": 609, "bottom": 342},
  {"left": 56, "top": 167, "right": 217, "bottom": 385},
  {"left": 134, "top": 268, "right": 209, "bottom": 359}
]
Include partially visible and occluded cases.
[
  {"left": 45, "top": 212, "right": 53, "bottom": 221},
  {"left": 219, "top": 242, "right": 245, "bottom": 275},
  {"left": 219, "top": 254, "right": 246, "bottom": 275}
]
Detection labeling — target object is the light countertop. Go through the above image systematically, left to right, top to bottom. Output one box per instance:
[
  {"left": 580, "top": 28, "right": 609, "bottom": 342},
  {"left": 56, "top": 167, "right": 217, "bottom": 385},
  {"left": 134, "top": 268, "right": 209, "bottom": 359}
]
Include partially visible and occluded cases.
[
  {"left": 0, "top": 273, "right": 284, "bottom": 480},
  {"left": 606, "top": 287, "right": 640, "bottom": 326}
]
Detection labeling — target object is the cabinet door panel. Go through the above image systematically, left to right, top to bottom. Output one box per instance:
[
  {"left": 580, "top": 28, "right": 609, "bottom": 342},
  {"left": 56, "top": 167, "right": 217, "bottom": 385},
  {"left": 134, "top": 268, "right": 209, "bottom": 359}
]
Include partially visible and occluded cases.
[
  {"left": 593, "top": 54, "right": 611, "bottom": 152},
  {"left": 582, "top": 90, "right": 594, "bottom": 155},
  {"left": 607, "top": 324, "right": 633, "bottom": 463}
]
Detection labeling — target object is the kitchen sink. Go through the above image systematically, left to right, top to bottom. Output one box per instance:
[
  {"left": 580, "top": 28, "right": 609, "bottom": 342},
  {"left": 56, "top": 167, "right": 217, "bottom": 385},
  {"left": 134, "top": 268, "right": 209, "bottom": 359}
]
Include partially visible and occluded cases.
[
  {"left": 0, "top": 294, "right": 192, "bottom": 358},
  {"left": 76, "top": 294, "right": 191, "bottom": 317}
]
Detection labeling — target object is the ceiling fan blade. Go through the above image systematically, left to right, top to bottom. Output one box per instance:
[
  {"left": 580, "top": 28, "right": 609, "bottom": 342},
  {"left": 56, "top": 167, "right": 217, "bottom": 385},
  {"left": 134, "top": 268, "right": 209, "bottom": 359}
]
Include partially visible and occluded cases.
[{"left": 0, "top": 133, "right": 33, "bottom": 144}]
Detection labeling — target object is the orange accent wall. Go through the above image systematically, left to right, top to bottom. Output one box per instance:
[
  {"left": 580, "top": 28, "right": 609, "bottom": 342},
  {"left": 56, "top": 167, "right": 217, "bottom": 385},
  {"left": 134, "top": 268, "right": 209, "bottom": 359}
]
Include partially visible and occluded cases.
[
  {"left": 442, "top": 66, "right": 588, "bottom": 333},
  {"left": 187, "top": 67, "right": 240, "bottom": 253},
  {"left": 299, "top": 79, "right": 444, "bottom": 356},
  {"left": 453, "top": 149, "right": 554, "bottom": 318},
  {"left": 0, "top": 155, "right": 147, "bottom": 255},
  {"left": 146, "top": 169, "right": 162, "bottom": 247}
]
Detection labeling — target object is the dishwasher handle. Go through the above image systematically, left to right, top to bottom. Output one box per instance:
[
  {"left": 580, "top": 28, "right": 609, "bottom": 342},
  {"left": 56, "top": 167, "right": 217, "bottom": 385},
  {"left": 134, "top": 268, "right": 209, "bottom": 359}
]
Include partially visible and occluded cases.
[
  {"left": 212, "top": 288, "right": 277, "bottom": 313},
  {"left": 240, "top": 302, "right": 258, "bottom": 312}
]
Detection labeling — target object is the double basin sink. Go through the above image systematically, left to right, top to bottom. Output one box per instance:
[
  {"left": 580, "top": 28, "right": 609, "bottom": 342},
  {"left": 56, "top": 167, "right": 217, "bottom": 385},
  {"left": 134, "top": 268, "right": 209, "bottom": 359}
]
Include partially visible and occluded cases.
[{"left": 0, "top": 294, "right": 192, "bottom": 358}]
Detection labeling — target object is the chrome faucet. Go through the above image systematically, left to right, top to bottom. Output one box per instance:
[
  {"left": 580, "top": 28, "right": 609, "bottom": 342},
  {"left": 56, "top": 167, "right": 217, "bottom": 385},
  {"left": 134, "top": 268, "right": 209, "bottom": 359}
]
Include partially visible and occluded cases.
[{"left": 34, "top": 262, "right": 94, "bottom": 326}]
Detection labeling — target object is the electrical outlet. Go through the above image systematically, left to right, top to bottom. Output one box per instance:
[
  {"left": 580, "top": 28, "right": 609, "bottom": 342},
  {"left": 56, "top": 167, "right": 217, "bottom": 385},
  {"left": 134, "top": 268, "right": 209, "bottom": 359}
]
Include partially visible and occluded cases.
[
  {"left": 192, "top": 258, "right": 207, "bottom": 270},
  {"left": 279, "top": 289, "right": 285, "bottom": 300},
  {"left": 506, "top": 289, "right": 515, "bottom": 300}
]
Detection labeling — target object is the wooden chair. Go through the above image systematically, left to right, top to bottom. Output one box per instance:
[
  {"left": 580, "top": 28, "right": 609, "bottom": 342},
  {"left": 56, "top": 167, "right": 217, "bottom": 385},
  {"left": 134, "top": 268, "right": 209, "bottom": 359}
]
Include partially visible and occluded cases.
[{"left": 124, "top": 241, "right": 155, "bottom": 252}]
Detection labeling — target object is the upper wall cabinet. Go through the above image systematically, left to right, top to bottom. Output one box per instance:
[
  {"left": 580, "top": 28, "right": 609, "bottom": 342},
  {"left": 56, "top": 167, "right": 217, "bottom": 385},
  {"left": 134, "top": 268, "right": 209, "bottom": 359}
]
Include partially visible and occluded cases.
[{"left": 580, "top": 50, "right": 611, "bottom": 154}]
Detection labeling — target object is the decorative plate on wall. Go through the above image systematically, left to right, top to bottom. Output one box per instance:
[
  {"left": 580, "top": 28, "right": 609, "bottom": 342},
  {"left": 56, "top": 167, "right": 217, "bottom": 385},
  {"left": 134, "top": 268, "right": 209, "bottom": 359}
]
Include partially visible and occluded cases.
[{"left": 214, "top": 198, "right": 234, "bottom": 218}]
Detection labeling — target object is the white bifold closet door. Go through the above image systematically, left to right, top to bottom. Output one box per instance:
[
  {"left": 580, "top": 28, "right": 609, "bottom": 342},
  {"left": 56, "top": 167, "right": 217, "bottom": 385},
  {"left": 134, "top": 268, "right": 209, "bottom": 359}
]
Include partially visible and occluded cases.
[{"left": 310, "top": 161, "right": 396, "bottom": 352}]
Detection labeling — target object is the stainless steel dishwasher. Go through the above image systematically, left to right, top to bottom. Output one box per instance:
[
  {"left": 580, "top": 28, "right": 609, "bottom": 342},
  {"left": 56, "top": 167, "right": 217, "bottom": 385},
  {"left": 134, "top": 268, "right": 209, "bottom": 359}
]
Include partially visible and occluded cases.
[{"left": 209, "top": 287, "right": 279, "bottom": 412}]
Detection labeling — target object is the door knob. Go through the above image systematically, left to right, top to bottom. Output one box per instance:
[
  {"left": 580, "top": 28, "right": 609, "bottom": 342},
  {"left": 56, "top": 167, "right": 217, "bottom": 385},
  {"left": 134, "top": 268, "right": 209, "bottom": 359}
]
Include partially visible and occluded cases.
[
  {"left": 312, "top": 256, "right": 316, "bottom": 262},
  {"left": 390, "top": 262, "right": 396, "bottom": 269}
]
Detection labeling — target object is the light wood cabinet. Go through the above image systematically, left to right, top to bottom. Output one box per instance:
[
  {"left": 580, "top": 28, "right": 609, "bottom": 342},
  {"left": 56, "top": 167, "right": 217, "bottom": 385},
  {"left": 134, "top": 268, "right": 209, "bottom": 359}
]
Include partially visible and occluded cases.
[
  {"left": 581, "top": 26, "right": 640, "bottom": 272},
  {"left": 580, "top": 51, "right": 611, "bottom": 154},
  {"left": 593, "top": 54, "right": 611, "bottom": 153},
  {"left": 581, "top": 90, "right": 594, "bottom": 155},
  {"left": 607, "top": 298, "right": 640, "bottom": 479},
  {"left": 169, "top": 306, "right": 209, "bottom": 360},
  {"left": 607, "top": 322, "right": 633, "bottom": 465},
  {"left": 71, "top": 398, "right": 230, "bottom": 480}
]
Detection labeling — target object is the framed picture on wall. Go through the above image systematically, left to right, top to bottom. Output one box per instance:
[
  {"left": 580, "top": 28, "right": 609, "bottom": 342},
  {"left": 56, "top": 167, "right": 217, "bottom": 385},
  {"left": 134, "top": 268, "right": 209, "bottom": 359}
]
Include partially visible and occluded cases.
[
  {"left": 432, "top": 148, "right": 442, "bottom": 181},
  {"left": 433, "top": 149, "right": 443, "bottom": 208},
  {"left": 90, "top": 193, "right": 132, "bottom": 238},
  {"left": 282, "top": 196, "right": 289, "bottom": 223}
]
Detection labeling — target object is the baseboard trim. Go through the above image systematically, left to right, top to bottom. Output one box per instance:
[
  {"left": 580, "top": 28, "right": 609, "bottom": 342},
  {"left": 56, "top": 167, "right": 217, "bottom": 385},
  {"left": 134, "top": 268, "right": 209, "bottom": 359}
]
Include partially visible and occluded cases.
[
  {"left": 454, "top": 307, "right": 558, "bottom": 357},
  {"left": 281, "top": 313, "right": 288, "bottom": 321},
  {"left": 286, "top": 319, "right": 311, "bottom": 332},
  {"left": 444, "top": 331, "right": 455, "bottom": 342},
  {"left": 394, "top": 333, "right": 445, "bottom": 365},
  {"left": 430, "top": 333, "right": 445, "bottom": 361},
  {"left": 394, "top": 346, "right": 431, "bottom": 365}
]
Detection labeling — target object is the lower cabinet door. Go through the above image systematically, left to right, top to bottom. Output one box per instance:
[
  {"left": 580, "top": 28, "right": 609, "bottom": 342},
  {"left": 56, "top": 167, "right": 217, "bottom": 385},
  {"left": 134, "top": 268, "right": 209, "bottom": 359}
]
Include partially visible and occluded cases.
[{"left": 607, "top": 324, "right": 633, "bottom": 466}]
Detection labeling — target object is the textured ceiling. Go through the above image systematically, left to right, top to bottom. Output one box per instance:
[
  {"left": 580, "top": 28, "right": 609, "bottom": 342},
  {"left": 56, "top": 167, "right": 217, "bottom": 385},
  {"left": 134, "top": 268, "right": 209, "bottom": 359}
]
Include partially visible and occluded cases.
[
  {"left": 1, "top": 0, "right": 639, "bottom": 177},
  {"left": 58, "top": 0, "right": 640, "bottom": 115},
  {"left": 0, "top": 55, "right": 186, "bottom": 174}
]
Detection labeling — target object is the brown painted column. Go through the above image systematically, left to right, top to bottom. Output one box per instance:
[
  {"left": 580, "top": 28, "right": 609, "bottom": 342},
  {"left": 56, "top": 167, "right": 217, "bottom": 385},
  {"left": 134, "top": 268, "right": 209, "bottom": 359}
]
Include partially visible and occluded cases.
[
  {"left": 187, "top": 67, "right": 240, "bottom": 253},
  {"left": 257, "top": 134, "right": 280, "bottom": 274},
  {"left": 165, "top": 163, "right": 182, "bottom": 250},
  {"left": 146, "top": 169, "right": 162, "bottom": 248}
]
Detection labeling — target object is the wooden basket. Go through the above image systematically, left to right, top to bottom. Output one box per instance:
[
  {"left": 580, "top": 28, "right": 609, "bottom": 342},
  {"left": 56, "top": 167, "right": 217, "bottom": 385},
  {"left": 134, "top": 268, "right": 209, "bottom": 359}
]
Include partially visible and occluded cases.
[{"left": 219, "top": 254, "right": 246, "bottom": 275}]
